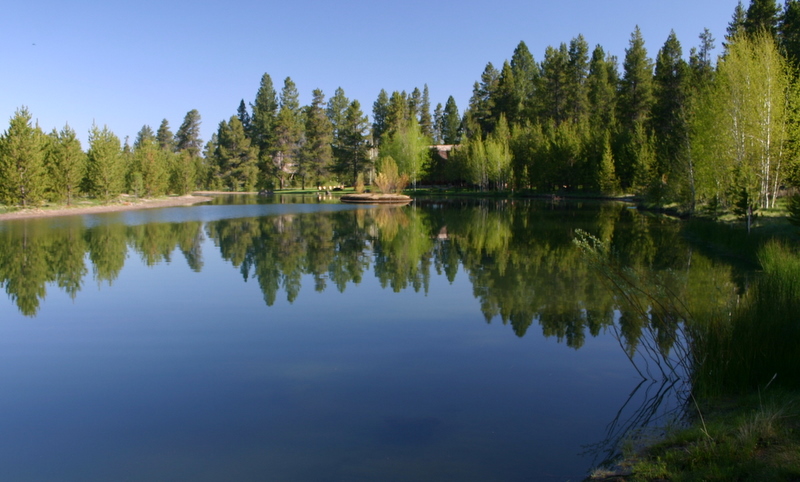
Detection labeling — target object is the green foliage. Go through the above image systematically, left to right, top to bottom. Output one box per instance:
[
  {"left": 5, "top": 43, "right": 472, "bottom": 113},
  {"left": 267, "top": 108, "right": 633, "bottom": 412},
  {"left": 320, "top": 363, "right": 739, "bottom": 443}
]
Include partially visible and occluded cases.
[
  {"left": 743, "top": 0, "right": 781, "bottom": 40},
  {"left": 781, "top": 0, "right": 800, "bottom": 69},
  {"left": 619, "top": 26, "right": 654, "bottom": 128},
  {"left": 651, "top": 31, "right": 691, "bottom": 206},
  {"left": 699, "top": 33, "right": 791, "bottom": 212},
  {"left": 566, "top": 34, "right": 590, "bottom": 124},
  {"left": 509, "top": 41, "right": 539, "bottom": 122},
  {"left": 540, "top": 43, "right": 570, "bottom": 124},
  {"left": 466, "top": 62, "right": 500, "bottom": 135},
  {"left": 251, "top": 73, "right": 279, "bottom": 187},
  {"left": 272, "top": 77, "right": 304, "bottom": 189},
  {"left": 419, "top": 84, "right": 433, "bottom": 139},
  {"left": 302, "top": 88, "right": 334, "bottom": 188},
  {"left": 371, "top": 89, "right": 390, "bottom": 146},
  {"left": 441, "top": 96, "right": 461, "bottom": 145},
  {"left": 237, "top": 99, "right": 251, "bottom": 134},
  {"left": 333, "top": 100, "right": 370, "bottom": 185},
  {"left": 0, "top": 107, "right": 48, "bottom": 207},
  {"left": 174, "top": 109, "right": 203, "bottom": 159},
  {"left": 213, "top": 116, "right": 258, "bottom": 191},
  {"left": 379, "top": 116, "right": 429, "bottom": 188},
  {"left": 156, "top": 119, "right": 174, "bottom": 152},
  {"left": 47, "top": 124, "right": 86, "bottom": 205},
  {"left": 86, "top": 124, "right": 124, "bottom": 202},
  {"left": 132, "top": 128, "right": 169, "bottom": 197},
  {"left": 598, "top": 131, "right": 619, "bottom": 195},
  {"left": 171, "top": 151, "right": 197, "bottom": 195},
  {"left": 373, "top": 156, "right": 408, "bottom": 194},
  {"left": 354, "top": 172, "right": 365, "bottom": 193},
  {"left": 788, "top": 192, "right": 800, "bottom": 227},
  {"left": 694, "top": 241, "right": 800, "bottom": 395},
  {"left": 623, "top": 391, "right": 800, "bottom": 481}
]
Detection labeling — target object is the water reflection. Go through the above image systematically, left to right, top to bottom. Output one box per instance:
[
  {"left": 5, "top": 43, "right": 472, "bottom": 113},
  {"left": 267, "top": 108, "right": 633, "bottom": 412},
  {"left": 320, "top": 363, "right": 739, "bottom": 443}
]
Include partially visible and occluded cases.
[
  {"left": 0, "top": 198, "right": 750, "bottom": 479},
  {"left": 0, "top": 200, "right": 742, "bottom": 355}
]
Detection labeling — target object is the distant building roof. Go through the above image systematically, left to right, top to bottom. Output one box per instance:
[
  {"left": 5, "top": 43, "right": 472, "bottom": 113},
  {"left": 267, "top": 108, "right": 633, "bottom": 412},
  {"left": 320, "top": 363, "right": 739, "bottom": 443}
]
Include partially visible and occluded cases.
[{"left": 430, "top": 144, "right": 455, "bottom": 159}]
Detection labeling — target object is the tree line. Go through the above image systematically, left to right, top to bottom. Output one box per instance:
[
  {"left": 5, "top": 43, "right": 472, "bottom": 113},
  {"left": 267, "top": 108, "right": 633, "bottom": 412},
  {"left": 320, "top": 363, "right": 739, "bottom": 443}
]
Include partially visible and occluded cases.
[
  {"left": 3, "top": 0, "right": 800, "bottom": 218},
  {"left": 443, "top": 0, "right": 800, "bottom": 219}
]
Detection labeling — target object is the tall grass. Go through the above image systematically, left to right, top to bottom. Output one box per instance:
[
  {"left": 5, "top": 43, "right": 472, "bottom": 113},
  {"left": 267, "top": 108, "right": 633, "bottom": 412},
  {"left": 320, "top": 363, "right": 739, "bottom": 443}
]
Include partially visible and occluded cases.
[{"left": 693, "top": 241, "right": 800, "bottom": 396}]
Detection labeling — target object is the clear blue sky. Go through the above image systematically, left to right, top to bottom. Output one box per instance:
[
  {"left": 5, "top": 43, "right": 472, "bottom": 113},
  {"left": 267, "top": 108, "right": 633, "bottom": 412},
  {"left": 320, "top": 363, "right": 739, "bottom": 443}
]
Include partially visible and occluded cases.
[{"left": 1, "top": 0, "right": 739, "bottom": 146}]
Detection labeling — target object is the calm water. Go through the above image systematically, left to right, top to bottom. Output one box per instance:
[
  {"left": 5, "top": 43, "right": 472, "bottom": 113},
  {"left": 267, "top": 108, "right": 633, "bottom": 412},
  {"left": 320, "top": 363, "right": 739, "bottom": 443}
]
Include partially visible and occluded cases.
[{"left": 0, "top": 196, "right": 745, "bottom": 481}]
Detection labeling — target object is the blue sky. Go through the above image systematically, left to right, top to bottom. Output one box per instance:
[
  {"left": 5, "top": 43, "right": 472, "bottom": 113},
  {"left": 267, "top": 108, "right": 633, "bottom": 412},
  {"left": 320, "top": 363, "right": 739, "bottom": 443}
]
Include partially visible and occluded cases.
[{"left": 1, "top": 0, "right": 739, "bottom": 147}]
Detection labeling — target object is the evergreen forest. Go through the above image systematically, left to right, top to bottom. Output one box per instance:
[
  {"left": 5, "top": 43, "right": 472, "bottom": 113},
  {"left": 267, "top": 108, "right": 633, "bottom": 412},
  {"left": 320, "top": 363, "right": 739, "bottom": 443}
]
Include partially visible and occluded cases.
[{"left": 3, "top": 0, "right": 800, "bottom": 219}]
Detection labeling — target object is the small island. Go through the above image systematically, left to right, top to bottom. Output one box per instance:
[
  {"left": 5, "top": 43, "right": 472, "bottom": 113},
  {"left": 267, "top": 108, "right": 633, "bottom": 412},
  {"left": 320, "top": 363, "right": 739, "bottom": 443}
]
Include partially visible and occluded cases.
[{"left": 340, "top": 193, "right": 412, "bottom": 204}]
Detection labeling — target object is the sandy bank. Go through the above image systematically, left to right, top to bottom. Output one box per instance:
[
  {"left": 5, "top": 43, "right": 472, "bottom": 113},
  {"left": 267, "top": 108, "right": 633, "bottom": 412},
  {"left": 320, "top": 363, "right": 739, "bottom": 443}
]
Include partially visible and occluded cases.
[{"left": 0, "top": 195, "right": 213, "bottom": 221}]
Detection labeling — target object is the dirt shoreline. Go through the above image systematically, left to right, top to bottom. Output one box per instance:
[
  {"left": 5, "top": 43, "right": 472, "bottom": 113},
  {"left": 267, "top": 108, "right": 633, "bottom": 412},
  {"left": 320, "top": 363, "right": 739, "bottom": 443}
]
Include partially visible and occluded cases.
[{"left": 0, "top": 194, "right": 214, "bottom": 221}]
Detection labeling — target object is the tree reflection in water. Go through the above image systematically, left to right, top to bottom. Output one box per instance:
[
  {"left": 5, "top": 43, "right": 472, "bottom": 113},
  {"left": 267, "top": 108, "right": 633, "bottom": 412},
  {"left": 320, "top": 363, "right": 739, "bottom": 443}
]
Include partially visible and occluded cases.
[
  {"left": 0, "top": 199, "right": 746, "bottom": 472},
  {"left": 0, "top": 201, "right": 742, "bottom": 356}
]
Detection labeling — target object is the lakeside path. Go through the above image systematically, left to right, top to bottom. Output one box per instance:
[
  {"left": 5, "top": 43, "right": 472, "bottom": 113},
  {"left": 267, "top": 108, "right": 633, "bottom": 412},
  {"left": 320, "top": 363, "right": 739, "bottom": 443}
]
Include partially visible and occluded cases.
[{"left": 0, "top": 194, "right": 214, "bottom": 221}]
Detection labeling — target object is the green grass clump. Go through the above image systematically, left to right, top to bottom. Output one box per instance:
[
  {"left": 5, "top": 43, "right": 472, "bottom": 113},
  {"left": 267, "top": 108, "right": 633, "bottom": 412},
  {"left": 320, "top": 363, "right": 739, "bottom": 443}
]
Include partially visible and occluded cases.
[
  {"left": 693, "top": 241, "right": 800, "bottom": 396},
  {"left": 622, "top": 392, "right": 800, "bottom": 481}
]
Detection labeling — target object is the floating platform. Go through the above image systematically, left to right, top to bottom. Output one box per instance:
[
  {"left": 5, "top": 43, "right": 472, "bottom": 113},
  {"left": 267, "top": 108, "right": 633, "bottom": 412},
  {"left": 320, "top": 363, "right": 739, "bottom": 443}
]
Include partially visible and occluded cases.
[{"left": 340, "top": 193, "right": 412, "bottom": 204}]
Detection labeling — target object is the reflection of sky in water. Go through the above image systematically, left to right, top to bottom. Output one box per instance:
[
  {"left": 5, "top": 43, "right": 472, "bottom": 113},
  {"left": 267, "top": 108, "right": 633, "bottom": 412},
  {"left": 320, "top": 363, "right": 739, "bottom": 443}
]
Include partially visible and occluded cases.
[{"left": 0, "top": 202, "right": 683, "bottom": 481}]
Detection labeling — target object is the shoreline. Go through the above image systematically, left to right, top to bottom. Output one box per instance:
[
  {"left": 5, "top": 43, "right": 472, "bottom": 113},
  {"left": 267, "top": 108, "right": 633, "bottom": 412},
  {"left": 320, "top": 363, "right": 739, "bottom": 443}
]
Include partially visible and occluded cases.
[{"left": 0, "top": 194, "right": 214, "bottom": 221}]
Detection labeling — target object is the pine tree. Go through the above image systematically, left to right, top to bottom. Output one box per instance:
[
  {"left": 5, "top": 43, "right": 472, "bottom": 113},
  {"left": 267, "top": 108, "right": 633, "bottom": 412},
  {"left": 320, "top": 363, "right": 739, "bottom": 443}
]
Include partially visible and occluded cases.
[
  {"left": 744, "top": 0, "right": 781, "bottom": 40},
  {"left": 781, "top": 0, "right": 800, "bottom": 69},
  {"left": 726, "top": 1, "right": 748, "bottom": 48},
  {"left": 617, "top": 26, "right": 655, "bottom": 189},
  {"left": 619, "top": 26, "right": 654, "bottom": 127},
  {"left": 690, "top": 28, "right": 716, "bottom": 83},
  {"left": 651, "top": 30, "right": 690, "bottom": 204},
  {"left": 566, "top": 35, "right": 590, "bottom": 125},
  {"left": 510, "top": 40, "right": 540, "bottom": 123},
  {"left": 540, "top": 44, "right": 570, "bottom": 124},
  {"left": 588, "top": 45, "right": 618, "bottom": 128},
  {"left": 494, "top": 61, "right": 518, "bottom": 124},
  {"left": 467, "top": 63, "right": 500, "bottom": 134},
  {"left": 251, "top": 73, "right": 279, "bottom": 186},
  {"left": 272, "top": 77, "right": 304, "bottom": 189},
  {"left": 420, "top": 84, "right": 433, "bottom": 138},
  {"left": 326, "top": 87, "right": 350, "bottom": 137},
  {"left": 327, "top": 87, "right": 351, "bottom": 180},
  {"left": 408, "top": 87, "right": 422, "bottom": 122},
  {"left": 302, "top": 89, "right": 334, "bottom": 188},
  {"left": 372, "top": 89, "right": 390, "bottom": 146},
  {"left": 386, "top": 90, "right": 409, "bottom": 136},
  {"left": 442, "top": 96, "right": 461, "bottom": 145},
  {"left": 237, "top": 99, "right": 251, "bottom": 134},
  {"left": 334, "top": 100, "right": 370, "bottom": 185},
  {"left": 433, "top": 102, "right": 444, "bottom": 144},
  {"left": 0, "top": 107, "right": 48, "bottom": 207},
  {"left": 174, "top": 109, "right": 203, "bottom": 159},
  {"left": 214, "top": 117, "right": 259, "bottom": 191},
  {"left": 156, "top": 119, "right": 175, "bottom": 152},
  {"left": 47, "top": 124, "right": 86, "bottom": 205},
  {"left": 86, "top": 124, "right": 124, "bottom": 202},
  {"left": 133, "top": 125, "right": 155, "bottom": 150},
  {"left": 132, "top": 127, "right": 169, "bottom": 197},
  {"left": 598, "top": 131, "right": 619, "bottom": 194},
  {"left": 203, "top": 134, "right": 220, "bottom": 189},
  {"left": 171, "top": 150, "right": 197, "bottom": 195}
]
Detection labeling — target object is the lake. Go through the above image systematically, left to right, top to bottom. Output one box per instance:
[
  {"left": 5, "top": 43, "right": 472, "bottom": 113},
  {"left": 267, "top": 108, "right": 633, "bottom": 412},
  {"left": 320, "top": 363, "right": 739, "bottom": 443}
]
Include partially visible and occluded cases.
[{"left": 0, "top": 195, "right": 746, "bottom": 481}]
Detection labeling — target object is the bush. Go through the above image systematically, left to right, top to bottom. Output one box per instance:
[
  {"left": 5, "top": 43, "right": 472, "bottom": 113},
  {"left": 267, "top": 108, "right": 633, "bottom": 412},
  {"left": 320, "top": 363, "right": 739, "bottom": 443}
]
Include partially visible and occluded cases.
[{"left": 374, "top": 156, "right": 409, "bottom": 194}]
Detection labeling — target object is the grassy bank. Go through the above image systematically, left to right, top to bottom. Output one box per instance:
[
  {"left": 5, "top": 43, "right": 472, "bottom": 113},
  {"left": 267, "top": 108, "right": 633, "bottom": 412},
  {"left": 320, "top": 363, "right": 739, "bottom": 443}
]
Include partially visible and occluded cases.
[
  {"left": 593, "top": 240, "right": 800, "bottom": 481},
  {"left": 593, "top": 390, "right": 800, "bottom": 481}
]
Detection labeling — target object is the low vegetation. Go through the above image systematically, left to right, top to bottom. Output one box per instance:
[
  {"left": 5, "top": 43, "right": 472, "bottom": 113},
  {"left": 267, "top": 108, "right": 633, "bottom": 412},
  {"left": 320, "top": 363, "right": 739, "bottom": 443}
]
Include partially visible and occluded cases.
[{"left": 585, "top": 215, "right": 800, "bottom": 480}]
